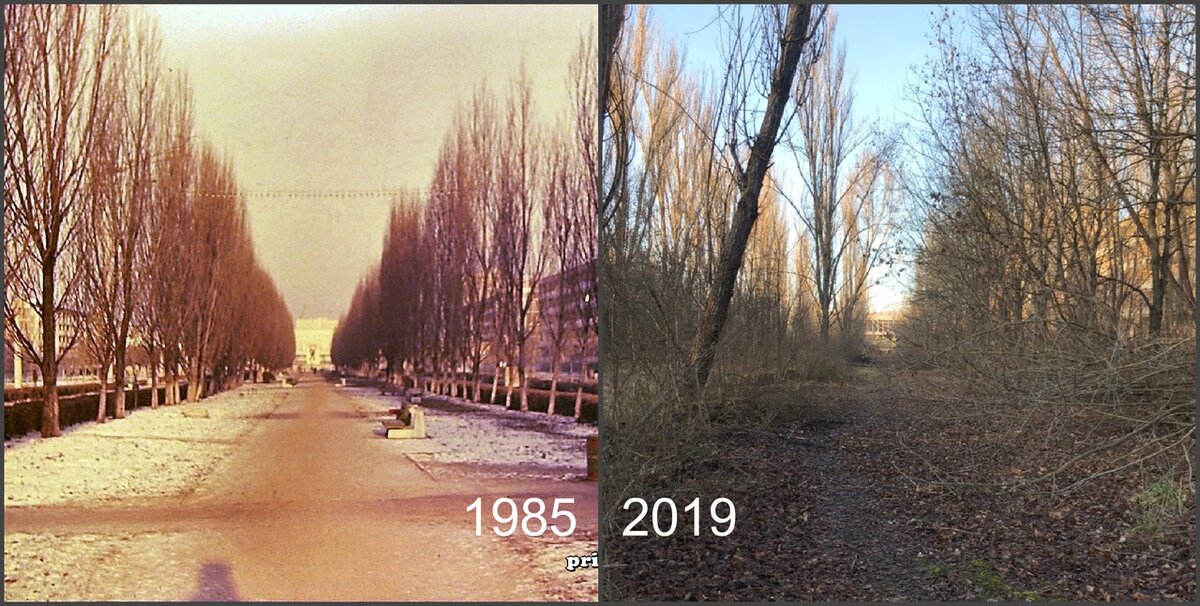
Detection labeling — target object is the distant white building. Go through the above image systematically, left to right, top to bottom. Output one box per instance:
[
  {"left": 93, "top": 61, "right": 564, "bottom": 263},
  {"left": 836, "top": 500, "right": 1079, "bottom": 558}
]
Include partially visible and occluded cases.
[
  {"left": 4, "top": 300, "right": 97, "bottom": 387},
  {"left": 294, "top": 317, "right": 337, "bottom": 371}
]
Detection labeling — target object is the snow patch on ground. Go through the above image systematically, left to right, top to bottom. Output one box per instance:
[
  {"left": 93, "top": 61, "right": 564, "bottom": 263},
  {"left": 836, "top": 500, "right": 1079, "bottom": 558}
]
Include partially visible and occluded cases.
[
  {"left": 3, "top": 385, "right": 290, "bottom": 508},
  {"left": 341, "top": 387, "right": 596, "bottom": 477},
  {"left": 3, "top": 531, "right": 203, "bottom": 601},
  {"left": 520, "top": 534, "right": 599, "bottom": 602}
]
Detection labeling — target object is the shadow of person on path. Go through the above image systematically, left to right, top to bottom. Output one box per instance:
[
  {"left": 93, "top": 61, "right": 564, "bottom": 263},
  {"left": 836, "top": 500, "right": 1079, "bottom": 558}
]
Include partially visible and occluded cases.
[{"left": 189, "top": 561, "right": 243, "bottom": 601}]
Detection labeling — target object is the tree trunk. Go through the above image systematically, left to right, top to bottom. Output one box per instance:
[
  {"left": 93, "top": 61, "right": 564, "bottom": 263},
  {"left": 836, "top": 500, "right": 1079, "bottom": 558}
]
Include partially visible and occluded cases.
[
  {"left": 600, "top": 4, "right": 626, "bottom": 119},
  {"left": 686, "top": 4, "right": 815, "bottom": 395},
  {"left": 1148, "top": 227, "right": 1170, "bottom": 335},
  {"left": 39, "top": 263, "right": 62, "bottom": 437},
  {"left": 114, "top": 348, "right": 127, "bottom": 419},
  {"left": 518, "top": 349, "right": 529, "bottom": 412},
  {"left": 150, "top": 350, "right": 160, "bottom": 409},
  {"left": 548, "top": 357, "right": 560, "bottom": 416},
  {"left": 187, "top": 358, "right": 204, "bottom": 402},
  {"left": 472, "top": 361, "right": 483, "bottom": 403},
  {"left": 504, "top": 364, "right": 514, "bottom": 409},
  {"left": 97, "top": 365, "right": 110, "bottom": 423},
  {"left": 490, "top": 368, "right": 500, "bottom": 405},
  {"left": 575, "top": 385, "right": 584, "bottom": 420}
]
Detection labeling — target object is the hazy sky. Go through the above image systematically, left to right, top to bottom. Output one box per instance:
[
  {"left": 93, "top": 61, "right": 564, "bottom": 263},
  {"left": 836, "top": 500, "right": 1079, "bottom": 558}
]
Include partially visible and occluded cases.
[
  {"left": 145, "top": 4, "right": 595, "bottom": 320},
  {"left": 653, "top": 5, "right": 950, "bottom": 311}
]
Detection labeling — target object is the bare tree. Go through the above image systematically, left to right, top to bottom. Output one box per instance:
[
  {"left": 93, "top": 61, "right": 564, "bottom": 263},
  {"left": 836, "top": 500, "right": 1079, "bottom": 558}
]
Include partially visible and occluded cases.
[
  {"left": 685, "top": 4, "right": 823, "bottom": 394},
  {"left": 899, "top": 4, "right": 1195, "bottom": 485},
  {"left": 4, "top": 5, "right": 118, "bottom": 437},
  {"left": 78, "top": 6, "right": 128, "bottom": 422},
  {"left": 79, "top": 8, "right": 163, "bottom": 420},
  {"left": 109, "top": 11, "right": 162, "bottom": 418},
  {"left": 569, "top": 31, "right": 600, "bottom": 417},
  {"left": 493, "top": 65, "right": 548, "bottom": 412},
  {"left": 139, "top": 72, "right": 196, "bottom": 406},
  {"left": 462, "top": 84, "right": 500, "bottom": 403},
  {"left": 542, "top": 132, "right": 575, "bottom": 413},
  {"left": 378, "top": 192, "right": 428, "bottom": 390}
]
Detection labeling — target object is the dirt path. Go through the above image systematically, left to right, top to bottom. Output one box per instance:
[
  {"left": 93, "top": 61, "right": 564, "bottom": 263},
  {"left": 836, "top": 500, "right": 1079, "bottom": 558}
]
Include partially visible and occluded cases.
[
  {"left": 5, "top": 380, "right": 596, "bottom": 601},
  {"left": 605, "top": 381, "right": 1194, "bottom": 601},
  {"left": 790, "top": 413, "right": 932, "bottom": 601}
]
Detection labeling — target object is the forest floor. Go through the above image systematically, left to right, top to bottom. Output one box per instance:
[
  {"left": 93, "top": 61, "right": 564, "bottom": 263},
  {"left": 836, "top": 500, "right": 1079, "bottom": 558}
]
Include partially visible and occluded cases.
[
  {"left": 605, "top": 370, "right": 1195, "bottom": 601},
  {"left": 4, "top": 378, "right": 597, "bottom": 601}
]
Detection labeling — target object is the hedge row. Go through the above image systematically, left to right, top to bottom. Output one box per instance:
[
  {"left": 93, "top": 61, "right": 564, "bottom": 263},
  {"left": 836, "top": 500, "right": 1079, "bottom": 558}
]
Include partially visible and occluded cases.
[
  {"left": 524, "top": 376, "right": 598, "bottom": 396},
  {"left": 5, "top": 382, "right": 113, "bottom": 404},
  {"left": 4, "top": 383, "right": 191, "bottom": 440}
]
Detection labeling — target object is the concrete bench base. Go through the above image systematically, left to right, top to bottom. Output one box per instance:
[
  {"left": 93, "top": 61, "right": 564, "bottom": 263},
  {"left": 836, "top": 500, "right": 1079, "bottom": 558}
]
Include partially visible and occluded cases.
[
  {"left": 382, "top": 406, "right": 426, "bottom": 439},
  {"left": 386, "top": 426, "right": 427, "bottom": 439}
]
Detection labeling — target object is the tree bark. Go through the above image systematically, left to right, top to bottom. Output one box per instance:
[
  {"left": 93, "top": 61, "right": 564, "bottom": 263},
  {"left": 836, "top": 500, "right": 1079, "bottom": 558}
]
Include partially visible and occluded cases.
[
  {"left": 600, "top": 4, "right": 626, "bottom": 118},
  {"left": 40, "top": 263, "right": 62, "bottom": 437},
  {"left": 113, "top": 348, "right": 127, "bottom": 419},
  {"left": 150, "top": 349, "right": 159, "bottom": 409},
  {"left": 548, "top": 357, "right": 560, "bottom": 416},
  {"left": 473, "top": 362, "right": 483, "bottom": 403},
  {"left": 97, "top": 365, "right": 110, "bottom": 423}
]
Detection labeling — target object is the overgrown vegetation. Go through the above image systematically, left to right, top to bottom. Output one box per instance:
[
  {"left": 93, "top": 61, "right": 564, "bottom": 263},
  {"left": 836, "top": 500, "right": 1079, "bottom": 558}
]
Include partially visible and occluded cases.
[
  {"left": 600, "top": 2, "right": 1194, "bottom": 601},
  {"left": 601, "top": 3, "right": 897, "bottom": 526},
  {"left": 897, "top": 3, "right": 1195, "bottom": 495}
]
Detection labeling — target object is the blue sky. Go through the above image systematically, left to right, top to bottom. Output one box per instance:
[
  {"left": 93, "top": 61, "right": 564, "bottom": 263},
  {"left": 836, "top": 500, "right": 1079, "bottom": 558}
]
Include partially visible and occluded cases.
[
  {"left": 650, "top": 4, "right": 948, "bottom": 311},
  {"left": 652, "top": 4, "right": 942, "bottom": 126}
]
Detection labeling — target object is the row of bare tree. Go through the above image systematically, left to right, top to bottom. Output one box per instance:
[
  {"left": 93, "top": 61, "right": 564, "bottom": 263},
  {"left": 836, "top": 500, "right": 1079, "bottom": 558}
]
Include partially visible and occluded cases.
[
  {"left": 4, "top": 5, "right": 295, "bottom": 438},
  {"left": 603, "top": 5, "right": 905, "bottom": 431},
  {"left": 895, "top": 5, "right": 1194, "bottom": 483},
  {"left": 902, "top": 5, "right": 1195, "bottom": 400},
  {"left": 906, "top": 5, "right": 1195, "bottom": 344},
  {"left": 332, "top": 37, "right": 597, "bottom": 417}
]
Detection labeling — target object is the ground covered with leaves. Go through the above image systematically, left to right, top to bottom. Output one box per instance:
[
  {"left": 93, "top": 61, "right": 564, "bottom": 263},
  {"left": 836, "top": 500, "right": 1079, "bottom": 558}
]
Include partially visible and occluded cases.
[{"left": 604, "top": 375, "right": 1195, "bottom": 601}]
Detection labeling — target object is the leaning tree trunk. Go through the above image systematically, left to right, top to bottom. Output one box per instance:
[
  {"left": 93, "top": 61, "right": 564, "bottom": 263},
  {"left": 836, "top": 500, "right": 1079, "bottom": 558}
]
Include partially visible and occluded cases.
[
  {"left": 599, "top": 4, "right": 626, "bottom": 120},
  {"left": 686, "top": 4, "right": 816, "bottom": 395}
]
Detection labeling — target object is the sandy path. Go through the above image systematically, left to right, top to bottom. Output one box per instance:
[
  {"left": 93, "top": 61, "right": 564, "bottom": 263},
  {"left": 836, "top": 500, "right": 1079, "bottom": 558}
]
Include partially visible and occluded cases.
[{"left": 5, "top": 379, "right": 597, "bottom": 601}]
